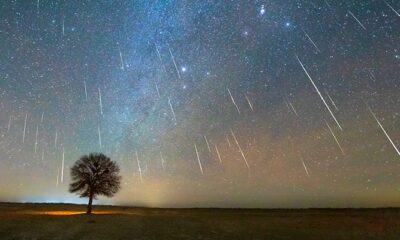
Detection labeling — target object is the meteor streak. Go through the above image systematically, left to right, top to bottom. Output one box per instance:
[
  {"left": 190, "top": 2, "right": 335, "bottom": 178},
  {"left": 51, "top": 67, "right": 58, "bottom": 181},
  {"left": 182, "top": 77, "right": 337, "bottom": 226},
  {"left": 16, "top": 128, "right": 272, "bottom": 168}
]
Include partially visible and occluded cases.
[
  {"left": 384, "top": 0, "right": 400, "bottom": 17},
  {"left": 348, "top": 10, "right": 367, "bottom": 30},
  {"left": 62, "top": 17, "right": 65, "bottom": 35},
  {"left": 302, "top": 29, "right": 321, "bottom": 52},
  {"left": 155, "top": 45, "right": 162, "bottom": 62},
  {"left": 118, "top": 46, "right": 125, "bottom": 70},
  {"left": 169, "top": 48, "right": 181, "bottom": 79},
  {"left": 296, "top": 55, "right": 343, "bottom": 130},
  {"left": 368, "top": 69, "right": 377, "bottom": 82},
  {"left": 83, "top": 81, "right": 88, "bottom": 101},
  {"left": 155, "top": 83, "right": 161, "bottom": 98},
  {"left": 98, "top": 87, "right": 103, "bottom": 115},
  {"left": 227, "top": 87, "right": 240, "bottom": 114},
  {"left": 326, "top": 91, "right": 339, "bottom": 111},
  {"left": 245, "top": 94, "right": 254, "bottom": 112},
  {"left": 168, "top": 97, "right": 177, "bottom": 124},
  {"left": 285, "top": 97, "right": 298, "bottom": 116},
  {"left": 288, "top": 101, "right": 298, "bottom": 116},
  {"left": 366, "top": 104, "right": 400, "bottom": 156},
  {"left": 40, "top": 111, "right": 44, "bottom": 123},
  {"left": 22, "top": 113, "right": 27, "bottom": 143},
  {"left": 7, "top": 115, "right": 11, "bottom": 133},
  {"left": 325, "top": 120, "right": 345, "bottom": 155},
  {"left": 98, "top": 124, "right": 102, "bottom": 149},
  {"left": 34, "top": 125, "right": 39, "bottom": 153},
  {"left": 230, "top": 129, "right": 250, "bottom": 169},
  {"left": 55, "top": 130, "right": 58, "bottom": 148},
  {"left": 226, "top": 134, "right": 232, "bottom": 147},
  {"left": 204, "top": 135, "right": 211, "bottom": 152},
  {"left": 194, "top": 143, "right": 204, "bottom": 174},
  {"left": 215, "top": 144, "right": 222, "bottom": 164},
  {"left": 61, "top": 148, "right": 65, "bottom": 183},
  {"left": 136, "top": 150, "right": 143, "bottom": 183},
  {"left": 160, "top": 151, "right": 165, "bottom": 169},
  {"left": 301, "top": 158, "right": 310, "bottom": 178},
  {"left": 56, "top": 169, "right": 59, "bottom": 187}
]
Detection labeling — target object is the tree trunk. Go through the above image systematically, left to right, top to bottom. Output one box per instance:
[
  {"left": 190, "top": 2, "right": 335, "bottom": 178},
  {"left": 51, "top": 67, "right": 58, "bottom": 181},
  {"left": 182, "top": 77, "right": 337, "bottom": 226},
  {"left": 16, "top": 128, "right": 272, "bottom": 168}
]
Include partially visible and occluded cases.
[{"left": 87, "top": 194, "right": 93, "bottom": 214}]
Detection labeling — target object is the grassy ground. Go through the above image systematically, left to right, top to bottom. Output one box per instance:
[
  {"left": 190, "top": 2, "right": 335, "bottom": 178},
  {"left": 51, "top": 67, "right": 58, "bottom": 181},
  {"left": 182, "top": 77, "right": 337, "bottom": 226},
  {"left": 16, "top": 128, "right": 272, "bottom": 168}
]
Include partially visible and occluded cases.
[{"left": 0, "top": 203, "right": 399, "bottom": 240}]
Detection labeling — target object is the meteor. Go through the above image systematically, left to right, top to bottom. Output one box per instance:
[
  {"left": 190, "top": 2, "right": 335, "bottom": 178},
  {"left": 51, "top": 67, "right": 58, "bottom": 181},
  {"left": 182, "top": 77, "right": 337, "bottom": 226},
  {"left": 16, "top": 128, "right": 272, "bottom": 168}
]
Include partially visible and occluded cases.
[
  {"left": 324, "top": 0, "right": 331, "bottom": 9},
  {"left": 384, "top": 0, "right": 400, "bottom": 17},
  {"left": 348, "top": 10, "right": 366, "bottom": 30},
  {"left": 62, "top": 17, "right": 65, "bottom": 36},
  {"left": 302, "top": 29, "right": 321, "bottom": 53},
  {"left": 155, "top": 44, "right": 162, "bottom": 62},
  {"left": 155, "top": 45, "right": 168, "bottom": 74},
  {"left": 118, "top": 46, "right": 125, "bottom": 70},
  {"left": 169, "top": 48, "right": 181, "bottom": 79},
  {"left": 296, "top": 55, "right": 343, "bottom": 130},
  {"left": 368, "top": 69, "right": 377, "bottom": 81},
  {"left": 83, "top": 81, "right": 88, "bottom": 101},
  {"left": 155, "top": 82, "right": 161, "bottom": 98},
  {"left": 98, "top": 87, "right": 103, "bottom": 115},
  {"left": 227, "top": 87, "right": 241, "bottom": 114},
  {"left": 326, "top": 91, "right": 339, "bottom": 111},
  {"left": 245, "top": 94, "right": 254, "bottom": 112},
  {"left": 168, "top": 97, "right": 177, "bottom": 124},
  {"left": 285, "top": 97, "right": 298, "bottom": 116},
  {"left": 288, "top": 101, "right": 298, "bottom": 116},
  {"left": 366, "top": 104, "right": 400, "bottom": 156},
  {"left": 40, "top": 111, "right": 44, "bottom": 123},
  {"left": 22, "top": 113, "right": 27, "bottom": 143},
  {"left": 7, "top": 115, "right": 11, "bottom": 133},
  {"left": 325, "top": 120, "right": 345, "bottom": 155},
  {"left": 98, "top": 124, "right": 102, "bottom": 149},
  {"left": 34, "top": 125, "right": 39, "bottom": 153},
  {"left": 230, "top": 129, "right": 250, "bottom": 169},
  {"left": 55, "top": 130, "right": 58, "bottom": 148},
  {"left": 226, "top": 134, "right": 232, "bottom": 147},
  {"left": 204, "top": 135, "right": 211, "bottom": 152},
  {"left": 194, "top": 143, "right": 204, "bottom": 174},
  {"left": 215, "top": 144, "right": 222, "bottom": 164},
  {"left": 61, "top": 148, "right": 65, "bottom": 183},
  {"left": 136, "top": 151, "right": 143, "bottom": 183},
  {"left": 160, "top": 151, "right": 165, "bottom": 170},
  {"left": 301, "top": 158, "right": 310, "bottom": 178},
  {"left": 56, "top": 169, "right": 59, "bottom": 187}
]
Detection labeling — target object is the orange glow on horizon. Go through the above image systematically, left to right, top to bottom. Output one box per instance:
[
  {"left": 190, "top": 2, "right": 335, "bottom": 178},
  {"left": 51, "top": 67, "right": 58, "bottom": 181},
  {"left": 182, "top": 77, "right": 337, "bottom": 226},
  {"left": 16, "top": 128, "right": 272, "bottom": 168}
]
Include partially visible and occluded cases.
[{"left": 17, "top": 210, "right": 140, "bottom": 216}]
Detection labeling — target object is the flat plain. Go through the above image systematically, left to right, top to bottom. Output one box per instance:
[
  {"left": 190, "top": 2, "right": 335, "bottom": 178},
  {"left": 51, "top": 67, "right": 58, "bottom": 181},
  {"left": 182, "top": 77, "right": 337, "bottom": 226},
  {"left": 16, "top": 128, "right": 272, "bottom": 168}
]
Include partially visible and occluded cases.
[{"left": 0, "top": 203, "right": 399, "bottom": 240}]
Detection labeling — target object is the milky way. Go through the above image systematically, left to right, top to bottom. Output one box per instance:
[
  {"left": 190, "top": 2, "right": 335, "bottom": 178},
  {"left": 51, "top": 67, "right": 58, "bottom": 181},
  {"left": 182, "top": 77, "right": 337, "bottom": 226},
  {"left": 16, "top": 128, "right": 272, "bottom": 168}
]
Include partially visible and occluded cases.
[{"left": 0, "top": 0, "right": 399, "bottom": 208}]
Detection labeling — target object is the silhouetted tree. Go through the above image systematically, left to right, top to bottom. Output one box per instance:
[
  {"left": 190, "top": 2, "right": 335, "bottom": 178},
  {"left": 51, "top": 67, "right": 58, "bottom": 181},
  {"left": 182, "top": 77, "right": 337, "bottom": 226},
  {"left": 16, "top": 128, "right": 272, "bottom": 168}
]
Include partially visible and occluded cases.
[{"left": 69, "top": 153, "right": 121, "bottom": 214}]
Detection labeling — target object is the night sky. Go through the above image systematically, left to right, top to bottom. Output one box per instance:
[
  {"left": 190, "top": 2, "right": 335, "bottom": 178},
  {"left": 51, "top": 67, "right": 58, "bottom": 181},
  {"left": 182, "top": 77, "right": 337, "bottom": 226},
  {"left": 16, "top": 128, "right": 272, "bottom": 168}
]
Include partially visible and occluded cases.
[{"left": 0, "top": 0, "right": 400, "bottom": 208}]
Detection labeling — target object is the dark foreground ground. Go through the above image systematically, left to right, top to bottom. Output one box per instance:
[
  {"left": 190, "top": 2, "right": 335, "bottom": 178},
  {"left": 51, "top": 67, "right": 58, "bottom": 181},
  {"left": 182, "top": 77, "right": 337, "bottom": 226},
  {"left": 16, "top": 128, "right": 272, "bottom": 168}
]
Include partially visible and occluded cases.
[{"left": 0, "top": 203, "right": 399, "bottom": 240}]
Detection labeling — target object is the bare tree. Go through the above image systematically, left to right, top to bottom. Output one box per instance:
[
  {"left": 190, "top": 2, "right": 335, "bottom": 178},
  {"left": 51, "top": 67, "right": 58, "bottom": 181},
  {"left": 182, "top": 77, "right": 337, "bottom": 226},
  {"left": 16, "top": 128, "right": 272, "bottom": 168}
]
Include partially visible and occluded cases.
[{"left": 69, "top": 153, "right": 121, "bottom": 214}]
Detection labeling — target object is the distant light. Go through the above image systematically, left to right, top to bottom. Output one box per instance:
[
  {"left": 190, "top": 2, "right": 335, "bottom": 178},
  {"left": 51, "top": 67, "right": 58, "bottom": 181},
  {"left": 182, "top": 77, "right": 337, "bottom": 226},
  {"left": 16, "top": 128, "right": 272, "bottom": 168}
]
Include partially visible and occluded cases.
[
  {"left": 260, "top": 5, "right": 266, "bottom": 15},
  {"left": 285, "top": 22, "right": 291, "bottom": 27},
  {"left": 181, "top": 66, "right": 187, "bottom": 72}
]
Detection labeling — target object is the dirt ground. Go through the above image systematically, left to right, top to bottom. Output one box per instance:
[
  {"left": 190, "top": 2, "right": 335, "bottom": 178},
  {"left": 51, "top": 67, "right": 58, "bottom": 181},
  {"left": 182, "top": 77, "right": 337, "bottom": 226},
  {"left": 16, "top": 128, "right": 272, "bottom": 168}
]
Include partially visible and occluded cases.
[{"left": 0, "top": 203, "right": 399, "bottom": 240}]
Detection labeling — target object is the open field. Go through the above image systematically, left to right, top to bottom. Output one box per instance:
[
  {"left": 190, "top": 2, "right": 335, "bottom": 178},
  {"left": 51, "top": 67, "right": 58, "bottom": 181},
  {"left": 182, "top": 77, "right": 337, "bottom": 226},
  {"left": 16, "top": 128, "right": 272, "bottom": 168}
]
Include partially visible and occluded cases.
[{"left": 0, "top": 203, "right": 399, "bottom": 240}]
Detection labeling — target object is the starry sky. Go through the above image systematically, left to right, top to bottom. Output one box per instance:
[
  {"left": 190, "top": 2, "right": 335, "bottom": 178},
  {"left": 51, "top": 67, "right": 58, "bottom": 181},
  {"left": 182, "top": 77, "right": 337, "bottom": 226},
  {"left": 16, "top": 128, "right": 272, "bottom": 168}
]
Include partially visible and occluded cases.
[{"left": 0, "top": 0, "right": 399, "bottom": 208}]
